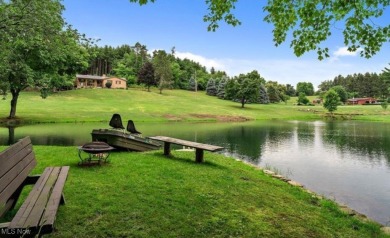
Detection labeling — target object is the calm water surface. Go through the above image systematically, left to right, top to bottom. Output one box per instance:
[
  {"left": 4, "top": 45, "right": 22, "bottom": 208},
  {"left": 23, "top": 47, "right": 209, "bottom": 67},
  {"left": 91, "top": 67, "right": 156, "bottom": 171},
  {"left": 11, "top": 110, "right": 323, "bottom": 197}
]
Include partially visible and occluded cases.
[{"left": 1, "top": 120, "right": 389, "bottom": 225}]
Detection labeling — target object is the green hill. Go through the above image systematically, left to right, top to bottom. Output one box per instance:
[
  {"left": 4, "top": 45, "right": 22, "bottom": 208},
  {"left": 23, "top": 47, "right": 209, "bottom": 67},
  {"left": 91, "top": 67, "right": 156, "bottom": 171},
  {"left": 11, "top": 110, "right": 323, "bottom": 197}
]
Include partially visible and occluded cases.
[{"left": 1, "top": 88, "right": 389, "bottom": 124}]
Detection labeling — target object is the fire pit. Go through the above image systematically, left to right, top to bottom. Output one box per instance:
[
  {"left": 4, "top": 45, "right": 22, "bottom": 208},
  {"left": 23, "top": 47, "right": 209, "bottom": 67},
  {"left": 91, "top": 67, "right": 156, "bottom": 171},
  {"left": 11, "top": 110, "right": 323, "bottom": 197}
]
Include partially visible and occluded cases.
[{"left": 78, "top": 141, "right": 115, "bottom": 165}]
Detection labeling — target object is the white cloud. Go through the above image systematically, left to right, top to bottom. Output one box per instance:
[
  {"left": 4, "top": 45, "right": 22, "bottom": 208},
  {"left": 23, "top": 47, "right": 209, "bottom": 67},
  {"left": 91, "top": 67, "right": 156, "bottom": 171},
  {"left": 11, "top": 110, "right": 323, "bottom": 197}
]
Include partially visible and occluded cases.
[
  {"left": 330, "top": 46, "right": 361, "bottom": 62},
  {"left": 333, "top": 46, "right": 359, "bottom": 57},
  {"left": 175, "top": 51, "right": 224, "bottom": 70}
]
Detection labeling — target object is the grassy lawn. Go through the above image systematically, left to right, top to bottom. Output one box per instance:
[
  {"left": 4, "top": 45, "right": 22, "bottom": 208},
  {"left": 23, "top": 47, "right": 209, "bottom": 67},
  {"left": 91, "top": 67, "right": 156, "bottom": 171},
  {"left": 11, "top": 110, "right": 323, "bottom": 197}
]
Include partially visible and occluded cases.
[
  {"left": 1, "top": 88, "right": 389, "bottom": 124},
  {"left": 1, "top": 146, "right": 388, "bottom": 237}
]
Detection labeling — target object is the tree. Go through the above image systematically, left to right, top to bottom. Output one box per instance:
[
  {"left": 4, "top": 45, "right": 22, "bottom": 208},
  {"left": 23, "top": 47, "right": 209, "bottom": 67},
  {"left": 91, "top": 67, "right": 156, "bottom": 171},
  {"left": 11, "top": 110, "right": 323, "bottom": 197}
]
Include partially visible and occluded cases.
[
  {"left": 0, "top": 0, "right": 89, "bottom": 119},
  {"left": 130, "top": 0, "right": 390, "bottom": 59},
  {"left": 153, "top": 50, "right": 173, "bottom": 94},
  {"left": 112, "top": 53, "right": 137, "bottom": 85},
  {"left": 137, "top": 61, "right": 156, "bottom": 91},
  {"left": 380, "top": 64, "right": 390, "bottom": 98},
  {"left": 188, "top": 76, "right": 197, "bottom": 91},
  {"left": 217, "top": 76, "right": 227, "bottom": 99},
  {"left": 225, "top": 77, "right": 260, "bottom": 108},
  {"left": 206, "top": 78, "right": 217, "bottom": 96},
  {"left": 318, "top": 80, "right": 334, "bottom": 93},
  {"left": 266, "top": 81, "right": 286, "bottom": 103},
  {"left": 296, "top": 82, "right": 314, "bottom": 96},
  {"left": 258, "top": 84, "right": 269, "bottom": 104},
  {"left": 285, "top": 84, "right": 296, "bottom": 97},
  {"left": 330, "top": 85, "right": 348, "bottom": 103},
  {"left": 323, "top": 90, "right": 340, "bottom": 115},
  {"left": 297, "top": 92, "right": 309, "bottom": 105},
  {"left": 381, "top": 101, "right": 388, "bottom": 110}
]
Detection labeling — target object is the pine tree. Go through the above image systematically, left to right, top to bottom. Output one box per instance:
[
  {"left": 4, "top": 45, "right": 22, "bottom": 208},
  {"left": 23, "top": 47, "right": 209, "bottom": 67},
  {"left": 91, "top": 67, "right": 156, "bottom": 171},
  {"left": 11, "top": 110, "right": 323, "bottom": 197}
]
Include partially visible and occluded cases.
[
  {"left": 188, "top": 76, "right": 196, "bottom": 91},
  {"left": 217, "top": 76, "right": 227, "bottom": 99},
  {"left": 206, "top": 78, "right": 217, "bottom": 96},
  {"left": 258, "top": 84, "right": 270, "bottom": 104}
]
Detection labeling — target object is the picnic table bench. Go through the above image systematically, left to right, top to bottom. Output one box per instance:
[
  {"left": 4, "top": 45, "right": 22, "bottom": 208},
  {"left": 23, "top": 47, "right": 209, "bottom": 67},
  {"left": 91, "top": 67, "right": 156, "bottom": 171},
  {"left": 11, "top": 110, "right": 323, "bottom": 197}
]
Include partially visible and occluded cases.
[
  {"left": 148, "top": 136, "right": 224, "bottom": 163},
  {"left": 0, "top": 137, "right": 69, "bottom": 237}
]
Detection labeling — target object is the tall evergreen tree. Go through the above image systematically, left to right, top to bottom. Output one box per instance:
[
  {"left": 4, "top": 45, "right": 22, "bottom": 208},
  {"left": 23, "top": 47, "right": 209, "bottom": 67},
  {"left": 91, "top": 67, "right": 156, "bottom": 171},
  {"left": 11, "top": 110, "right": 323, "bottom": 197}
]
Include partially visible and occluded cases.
[
  {"left": 188, "top": 76, "right": 196, "bottom": 91},
  {"left": 217, "top": 76, "right": 227, "bottom": 99},
  {"left": 206, "top": 78, "right": 217, "bottom": 96},
  {"left": 258, "top": 84, "right": 270, "bottom": 104}
]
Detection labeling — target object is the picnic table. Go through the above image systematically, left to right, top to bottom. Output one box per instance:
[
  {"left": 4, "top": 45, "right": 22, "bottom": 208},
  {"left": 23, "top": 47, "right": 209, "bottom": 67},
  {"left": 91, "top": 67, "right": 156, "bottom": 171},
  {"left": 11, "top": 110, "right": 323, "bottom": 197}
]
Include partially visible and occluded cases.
[{"left": 148, "top": 136, "right": 224, "bottom": 163}]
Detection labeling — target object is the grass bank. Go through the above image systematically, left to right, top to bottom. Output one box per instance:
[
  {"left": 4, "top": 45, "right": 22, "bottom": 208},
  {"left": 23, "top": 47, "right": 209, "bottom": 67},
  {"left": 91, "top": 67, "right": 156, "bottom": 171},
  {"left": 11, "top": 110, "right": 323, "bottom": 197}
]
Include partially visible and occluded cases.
[
  {"left": 1, "top": 88, "right": 389, "bottom": 124},
  {"left": 1, "top": 146, "right": 388, "bottom": 237}
]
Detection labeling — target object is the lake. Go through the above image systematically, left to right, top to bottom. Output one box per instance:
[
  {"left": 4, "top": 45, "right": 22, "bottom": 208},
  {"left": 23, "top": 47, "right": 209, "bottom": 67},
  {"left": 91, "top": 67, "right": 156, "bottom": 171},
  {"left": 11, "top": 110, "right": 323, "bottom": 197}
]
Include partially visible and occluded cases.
[{"left": 1, "top": 120, "right": 389, "bottom": 225}]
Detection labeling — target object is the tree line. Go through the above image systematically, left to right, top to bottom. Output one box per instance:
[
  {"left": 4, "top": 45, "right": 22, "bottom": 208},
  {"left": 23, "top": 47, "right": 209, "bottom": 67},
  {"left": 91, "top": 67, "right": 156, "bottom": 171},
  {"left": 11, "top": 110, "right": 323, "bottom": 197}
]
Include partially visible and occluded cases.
[{"left": 318, "top": 71, "right": 390, "bottom": 101}]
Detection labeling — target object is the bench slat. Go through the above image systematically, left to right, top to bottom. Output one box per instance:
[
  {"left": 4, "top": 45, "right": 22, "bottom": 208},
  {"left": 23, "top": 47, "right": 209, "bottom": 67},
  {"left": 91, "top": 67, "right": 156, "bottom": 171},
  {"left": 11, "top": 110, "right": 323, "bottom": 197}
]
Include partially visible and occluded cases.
[
  {"left": 149, "top": 136, "right": 224, "bottom": 151},
  {"left": 0, "top": 137, "right": 32, "bottom": 178},
  {"left": 0, "top": 151, "right": 35, "bottom": 195},
  {"left": 0, "top": 158, "right": 37, "bottom": 206},
  {"left": 40, "top": 166, "right": 70, "bottom": 231},
  {"left": 9, "top": 167, "right": 54, "bottom": 229},
  {"left": 23, "top": 167, "right": 61, "bottom": 230}
]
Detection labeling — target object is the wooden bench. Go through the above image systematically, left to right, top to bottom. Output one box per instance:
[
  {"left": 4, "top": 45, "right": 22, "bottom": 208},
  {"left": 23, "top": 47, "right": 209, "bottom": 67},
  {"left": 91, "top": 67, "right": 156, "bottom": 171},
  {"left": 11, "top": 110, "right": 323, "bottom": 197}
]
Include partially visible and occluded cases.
[
  {"left": 148, "top": 136, "right": 224, "bottom": 163},
  {"left": 0, "top": 137, "right": 69, "bottom": 237}
]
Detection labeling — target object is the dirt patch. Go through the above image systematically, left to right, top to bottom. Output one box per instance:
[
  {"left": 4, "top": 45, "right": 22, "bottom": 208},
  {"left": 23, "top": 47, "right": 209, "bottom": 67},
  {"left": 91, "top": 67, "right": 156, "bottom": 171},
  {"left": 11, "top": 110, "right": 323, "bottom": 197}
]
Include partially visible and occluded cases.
[
  {"left": 189, "top": 113, "right": 250, "bottom": 122},
  {"left": 163, "top": 114, "right": 185, "bottom": 121}
]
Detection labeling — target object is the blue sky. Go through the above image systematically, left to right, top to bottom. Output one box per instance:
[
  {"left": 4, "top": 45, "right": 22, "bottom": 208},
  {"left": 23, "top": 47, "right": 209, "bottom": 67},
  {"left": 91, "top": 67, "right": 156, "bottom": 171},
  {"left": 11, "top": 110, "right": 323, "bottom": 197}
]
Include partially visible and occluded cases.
[{"left": 62, "top": 0, "right": 390, "bottom": 89}]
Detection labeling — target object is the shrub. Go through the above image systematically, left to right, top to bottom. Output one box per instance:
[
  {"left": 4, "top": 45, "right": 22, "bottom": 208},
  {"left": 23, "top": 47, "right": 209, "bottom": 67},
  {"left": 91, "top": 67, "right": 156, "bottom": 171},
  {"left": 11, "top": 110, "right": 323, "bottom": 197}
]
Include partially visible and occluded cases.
[
  {"left": 297, "top": 92, "right": 309, "bottom": 105},
  {"left": 381, "top": 101, "right": 388, "bottom": 110}
]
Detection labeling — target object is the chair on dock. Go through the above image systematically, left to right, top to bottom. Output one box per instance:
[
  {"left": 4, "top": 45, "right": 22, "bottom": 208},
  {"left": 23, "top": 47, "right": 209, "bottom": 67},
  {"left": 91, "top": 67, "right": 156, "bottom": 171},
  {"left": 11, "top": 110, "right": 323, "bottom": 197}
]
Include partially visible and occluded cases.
[
  {"left": 109, "top": 113, "right": 125, "bottom": 130},
  {"left": 126, "top": 120, "right": 141, "bottom": 134}
]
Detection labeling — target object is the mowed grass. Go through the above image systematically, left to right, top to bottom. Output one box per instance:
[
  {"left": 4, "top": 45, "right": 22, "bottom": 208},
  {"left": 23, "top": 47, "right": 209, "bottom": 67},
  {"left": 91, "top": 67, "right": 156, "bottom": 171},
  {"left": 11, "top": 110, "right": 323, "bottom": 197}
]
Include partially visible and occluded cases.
[
  {"left": 1, "top": 88, "right": 388, "bottom": 124},
  {"left": 1, "top": 146, "right": 387, "bottom": 238}
]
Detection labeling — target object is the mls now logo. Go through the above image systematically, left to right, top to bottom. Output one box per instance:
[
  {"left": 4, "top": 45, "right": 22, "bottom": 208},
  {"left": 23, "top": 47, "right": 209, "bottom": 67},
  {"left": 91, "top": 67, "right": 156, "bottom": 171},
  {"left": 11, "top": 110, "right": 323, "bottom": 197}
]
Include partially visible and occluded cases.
[{"left": 1, "top": 228, "right": 32, "bottom": 236}]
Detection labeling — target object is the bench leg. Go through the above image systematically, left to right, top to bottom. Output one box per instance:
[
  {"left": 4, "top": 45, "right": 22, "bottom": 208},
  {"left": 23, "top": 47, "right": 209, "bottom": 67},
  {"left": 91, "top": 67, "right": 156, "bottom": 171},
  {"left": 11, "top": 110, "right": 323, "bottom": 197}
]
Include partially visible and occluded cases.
[
  {"left": 164, "top": 142, "right": 171, "bottom": 156},
  {"left": 195, "top": 149, "right": 204, "bottom": 163},
  {"left": 60, "top": 193, "right": 66, "bottom": 205}
]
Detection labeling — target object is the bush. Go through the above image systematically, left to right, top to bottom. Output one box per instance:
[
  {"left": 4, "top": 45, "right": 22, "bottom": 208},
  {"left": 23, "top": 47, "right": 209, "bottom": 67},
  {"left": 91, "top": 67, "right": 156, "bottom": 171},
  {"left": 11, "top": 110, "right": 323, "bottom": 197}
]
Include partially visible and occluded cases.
[
  {"left": 105, "top": 80, "right": 112, "bottom": 88},
  {"left": 297, "top": 92, "right": 309, "bottom": 105},
  {"left": 381, "top": 101, "right": 388, "bottom": 110}
]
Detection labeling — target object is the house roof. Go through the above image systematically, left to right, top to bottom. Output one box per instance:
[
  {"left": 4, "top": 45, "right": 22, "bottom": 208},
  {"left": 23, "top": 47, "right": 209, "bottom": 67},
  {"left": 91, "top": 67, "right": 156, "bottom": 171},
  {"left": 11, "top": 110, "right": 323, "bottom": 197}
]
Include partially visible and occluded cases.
[
  {"left": 76, "top": 74, "right": 109, "bottom": 80},
  {"left": 76, "top": 75, "right": 127, "bottom": 82},
  {"left": 347, "top": 97, "right": 376, "bottom": 101}
]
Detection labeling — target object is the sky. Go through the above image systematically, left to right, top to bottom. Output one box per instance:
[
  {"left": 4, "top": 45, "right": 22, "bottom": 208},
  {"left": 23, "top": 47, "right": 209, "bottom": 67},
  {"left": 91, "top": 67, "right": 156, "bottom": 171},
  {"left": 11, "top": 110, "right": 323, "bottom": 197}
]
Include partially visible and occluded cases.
[{"left": 62, "top": 0, "right": 390, "bottom": 89}]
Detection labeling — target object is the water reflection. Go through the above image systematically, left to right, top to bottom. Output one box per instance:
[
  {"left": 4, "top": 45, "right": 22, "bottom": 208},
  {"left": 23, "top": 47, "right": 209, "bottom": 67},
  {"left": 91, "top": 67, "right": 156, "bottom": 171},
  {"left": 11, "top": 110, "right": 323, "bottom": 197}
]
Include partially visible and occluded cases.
[{"left": 0, "top": 121, "right": 389, "bottom": 225}]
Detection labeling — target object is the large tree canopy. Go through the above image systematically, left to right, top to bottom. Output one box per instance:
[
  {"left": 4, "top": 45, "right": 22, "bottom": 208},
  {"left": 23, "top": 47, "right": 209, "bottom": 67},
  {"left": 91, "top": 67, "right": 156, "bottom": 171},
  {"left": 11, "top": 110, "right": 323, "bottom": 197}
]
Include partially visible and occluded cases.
[
  {"left": 0, "top": 0, "right": 90, "bottom": 119},
  {"left": 130, "top": 0, "right": 390, "bottom": 59}
]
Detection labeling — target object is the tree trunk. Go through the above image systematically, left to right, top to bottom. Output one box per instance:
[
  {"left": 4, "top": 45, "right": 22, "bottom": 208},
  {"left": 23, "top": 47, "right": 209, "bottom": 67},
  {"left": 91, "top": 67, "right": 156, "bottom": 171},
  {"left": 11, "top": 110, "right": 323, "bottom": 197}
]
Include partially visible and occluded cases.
[
  {"left": 8, "top": 89, "right": 20, "bottom": 119},
  {"left": 241, "top": 98, "right": 245, "bottom": 108},
  {"left": 8, "top": 126, "right": 15, "bottom": 145}
]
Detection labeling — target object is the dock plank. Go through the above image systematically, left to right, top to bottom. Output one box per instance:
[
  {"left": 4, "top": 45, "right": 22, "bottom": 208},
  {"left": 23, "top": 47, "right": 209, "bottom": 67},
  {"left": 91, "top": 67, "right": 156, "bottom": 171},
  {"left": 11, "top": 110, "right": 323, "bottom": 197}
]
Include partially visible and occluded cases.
[{"left": 149, "top": 136, "right": 224, "bottom": 152}]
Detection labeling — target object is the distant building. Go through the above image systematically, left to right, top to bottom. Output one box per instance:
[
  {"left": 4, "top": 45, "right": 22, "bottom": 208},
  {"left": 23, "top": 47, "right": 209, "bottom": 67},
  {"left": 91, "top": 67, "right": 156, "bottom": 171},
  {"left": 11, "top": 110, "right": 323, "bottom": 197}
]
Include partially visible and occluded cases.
[
  {"left": 75, "top": 74, "right": 127, "bottom": 89},
  {"left": 347, "top": 97, "right": 377, "bottom": 105}
]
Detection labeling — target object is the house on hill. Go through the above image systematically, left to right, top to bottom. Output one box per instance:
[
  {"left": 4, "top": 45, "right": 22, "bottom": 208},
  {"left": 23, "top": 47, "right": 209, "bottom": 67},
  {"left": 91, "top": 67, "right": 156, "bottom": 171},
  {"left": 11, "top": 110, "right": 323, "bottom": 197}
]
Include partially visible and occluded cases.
[
  {"left": 75, "top": 74, "right": 127, "bottom": 89},
  {"left": 347, "top": 97, "right": 377, "bottom": 105}
]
